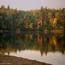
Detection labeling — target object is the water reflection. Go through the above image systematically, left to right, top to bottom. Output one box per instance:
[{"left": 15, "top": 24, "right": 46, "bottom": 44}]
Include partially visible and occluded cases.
[{"left": 0, "top": 31, "right": 65, "bottom": 55}]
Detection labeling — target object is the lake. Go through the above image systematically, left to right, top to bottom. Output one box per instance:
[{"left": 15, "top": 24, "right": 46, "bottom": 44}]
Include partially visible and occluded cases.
[{"left": 0, "top": 31, "right": 65, "bottom": 65}]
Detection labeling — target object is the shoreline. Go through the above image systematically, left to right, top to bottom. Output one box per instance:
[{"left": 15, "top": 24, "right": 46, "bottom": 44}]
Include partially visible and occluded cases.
[{"left": 0, "top": 55, "right": 51, "bottom": 65}]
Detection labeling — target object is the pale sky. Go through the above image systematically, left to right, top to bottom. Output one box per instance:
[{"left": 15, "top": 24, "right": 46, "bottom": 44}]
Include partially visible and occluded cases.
[{"left": 0, "top": 0, "right": 65, "bottom": 10}]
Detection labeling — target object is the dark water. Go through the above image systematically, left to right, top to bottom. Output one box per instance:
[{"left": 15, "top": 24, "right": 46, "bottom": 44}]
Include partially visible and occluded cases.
[{"left": 0, "top": 31, "right": 65, "bottom": 65}]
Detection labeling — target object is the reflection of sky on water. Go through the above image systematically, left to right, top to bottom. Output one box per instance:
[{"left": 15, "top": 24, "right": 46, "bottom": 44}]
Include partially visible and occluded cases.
[
  {"left": 1, "top": 32, "right": 65, "bottom": 65},
  {"left": 9, "top": 50, "right": 65, "bottom": 65}
]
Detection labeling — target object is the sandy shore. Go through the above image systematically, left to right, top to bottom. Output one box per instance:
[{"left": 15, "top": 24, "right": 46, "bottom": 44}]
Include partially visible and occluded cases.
[{"left": 0, "top": 55, "right": 52, "bottom": 65}]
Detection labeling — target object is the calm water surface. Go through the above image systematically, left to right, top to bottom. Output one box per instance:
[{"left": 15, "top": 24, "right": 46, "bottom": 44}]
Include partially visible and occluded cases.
[
  {"left": 0, "top": 31, "right": 65, "bottom": 65},
  {"left": 9, "top": 50, "right": 65, "bottom": 65}
]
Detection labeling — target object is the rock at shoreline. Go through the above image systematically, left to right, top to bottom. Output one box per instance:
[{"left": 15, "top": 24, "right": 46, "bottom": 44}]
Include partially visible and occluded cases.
[{"left": 0, "top": 55, "right": 51, "bottom": 65}]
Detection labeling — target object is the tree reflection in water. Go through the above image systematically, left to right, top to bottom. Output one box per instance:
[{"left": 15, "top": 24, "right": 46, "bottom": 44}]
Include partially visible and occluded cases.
[{"left": 0, "top": 31, "right": 65, "bottom": 56}]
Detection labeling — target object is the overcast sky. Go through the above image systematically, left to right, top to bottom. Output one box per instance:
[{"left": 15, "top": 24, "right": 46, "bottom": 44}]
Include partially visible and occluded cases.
[{"left": 0, "top": 0, "right": 65, "bottom": 10}]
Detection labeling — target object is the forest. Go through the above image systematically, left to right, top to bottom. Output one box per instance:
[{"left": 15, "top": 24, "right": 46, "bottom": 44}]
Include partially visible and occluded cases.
[{"left": 0, "top": 5, "right": 65, "bottom": 34}]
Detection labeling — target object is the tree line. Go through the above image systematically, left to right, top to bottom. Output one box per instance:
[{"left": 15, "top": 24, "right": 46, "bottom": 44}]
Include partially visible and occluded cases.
[{"left": 0, "top": 5, "right": 65, "bottom": 33}]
